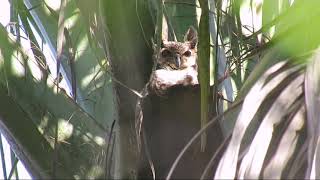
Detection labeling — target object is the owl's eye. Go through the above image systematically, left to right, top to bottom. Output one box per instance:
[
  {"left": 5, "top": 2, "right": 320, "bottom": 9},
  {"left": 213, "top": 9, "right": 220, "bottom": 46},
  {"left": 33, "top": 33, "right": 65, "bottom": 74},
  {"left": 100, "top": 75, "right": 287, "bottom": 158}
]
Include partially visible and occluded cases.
[
  {"left": 161, "top": 49, "right": 171, "bottom": 57},
  {"left": 183, "top": 50, "right": 192, "bottom": 57}
]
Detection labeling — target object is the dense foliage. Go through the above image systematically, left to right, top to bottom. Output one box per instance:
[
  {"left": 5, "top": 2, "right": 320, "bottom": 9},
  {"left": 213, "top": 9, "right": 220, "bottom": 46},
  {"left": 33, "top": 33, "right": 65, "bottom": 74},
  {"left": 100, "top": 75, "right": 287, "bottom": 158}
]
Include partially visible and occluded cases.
[{"left": 0, "top": 0, "right": 320, "bottom": 179}]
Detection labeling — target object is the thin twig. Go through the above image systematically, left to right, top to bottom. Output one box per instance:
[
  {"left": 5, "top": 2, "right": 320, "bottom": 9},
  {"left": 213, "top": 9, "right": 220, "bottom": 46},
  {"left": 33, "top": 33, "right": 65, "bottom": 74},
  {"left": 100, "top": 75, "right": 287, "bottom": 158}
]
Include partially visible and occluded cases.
[
  {"left": 105, "top": 120, "right": 116, "bottom": 179},
  {"left": 8, "top": 158, "right": 19, "bottom": 180}
]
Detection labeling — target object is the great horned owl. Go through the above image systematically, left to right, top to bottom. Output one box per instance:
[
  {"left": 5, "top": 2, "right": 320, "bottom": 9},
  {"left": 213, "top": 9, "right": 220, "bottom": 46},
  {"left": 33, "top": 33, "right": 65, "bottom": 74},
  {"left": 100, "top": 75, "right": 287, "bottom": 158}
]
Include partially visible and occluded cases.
[
  {"left": 150, "top": 27, "right": 198, "bottom": 95},
  {"left": 157, "top": 27, "right": 198, "bottom": 70}
]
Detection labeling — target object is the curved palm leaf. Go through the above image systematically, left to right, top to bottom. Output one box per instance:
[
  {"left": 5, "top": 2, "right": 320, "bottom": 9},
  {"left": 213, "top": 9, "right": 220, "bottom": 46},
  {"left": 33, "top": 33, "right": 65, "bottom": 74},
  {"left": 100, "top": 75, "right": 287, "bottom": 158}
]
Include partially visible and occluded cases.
[{"left": 215, "top": 48, "right": 320, "bottom": 179}]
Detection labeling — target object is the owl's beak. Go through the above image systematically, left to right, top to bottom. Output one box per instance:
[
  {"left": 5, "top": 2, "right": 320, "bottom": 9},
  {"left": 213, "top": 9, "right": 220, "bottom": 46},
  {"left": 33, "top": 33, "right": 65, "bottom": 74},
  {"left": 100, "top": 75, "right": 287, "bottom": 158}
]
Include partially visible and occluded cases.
[{"left": 175, "top": 56, "right": 181, "bottom": 68}]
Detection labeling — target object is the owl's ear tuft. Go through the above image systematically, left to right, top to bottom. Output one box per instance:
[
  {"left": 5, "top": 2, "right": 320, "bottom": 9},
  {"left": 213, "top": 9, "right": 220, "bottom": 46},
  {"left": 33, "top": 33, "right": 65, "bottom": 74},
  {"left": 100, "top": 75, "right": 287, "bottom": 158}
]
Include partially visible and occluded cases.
[
  {"left": 184, "top": 26, "right": 198, "bottom": 49},
  {"left": 151, "top": 38, "right": 166, "bottom": 51},
  {"left": 151, "top": 38, "right": 157, "bottom": 51},
  {"left": 161, "top": 40, "right": 164, "bottom": 48}
]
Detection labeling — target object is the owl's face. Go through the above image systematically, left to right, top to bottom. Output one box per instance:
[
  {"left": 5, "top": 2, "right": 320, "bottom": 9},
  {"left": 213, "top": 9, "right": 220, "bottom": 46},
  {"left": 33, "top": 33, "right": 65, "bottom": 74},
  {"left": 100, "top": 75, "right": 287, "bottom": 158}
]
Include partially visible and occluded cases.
[{"left": 157, "top": 27, "right": 198, "bottom": 70}]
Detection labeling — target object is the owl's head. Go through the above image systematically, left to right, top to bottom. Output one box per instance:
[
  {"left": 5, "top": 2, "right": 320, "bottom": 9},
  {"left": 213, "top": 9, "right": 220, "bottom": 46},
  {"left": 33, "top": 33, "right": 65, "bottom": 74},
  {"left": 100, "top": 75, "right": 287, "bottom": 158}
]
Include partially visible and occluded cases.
[{"left": 157, "top": 27, "right": 198, "bottom": 70}]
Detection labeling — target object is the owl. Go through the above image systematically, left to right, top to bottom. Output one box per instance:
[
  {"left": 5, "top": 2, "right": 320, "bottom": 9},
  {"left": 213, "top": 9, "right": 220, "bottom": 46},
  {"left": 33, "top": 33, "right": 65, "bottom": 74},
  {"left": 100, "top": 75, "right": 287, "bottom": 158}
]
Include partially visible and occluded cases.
[
  {"left": 150, "top": 27, "right": 198, "bottom": 95},
  {"left": 157, "top": 27, "right": 198, "bottom": 70}
]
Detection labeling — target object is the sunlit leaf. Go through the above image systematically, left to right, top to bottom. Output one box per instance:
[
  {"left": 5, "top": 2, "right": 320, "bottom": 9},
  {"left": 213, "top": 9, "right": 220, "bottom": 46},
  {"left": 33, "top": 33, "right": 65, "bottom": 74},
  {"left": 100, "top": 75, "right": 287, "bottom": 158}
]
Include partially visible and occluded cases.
[
  {"left": 304, "top": 50, "right": 320, "bottom": 179},
  {"left": 215, "top": 61, "right": 295, "bottom": 179},
  {"left": 239, "top": 74, "right": 304, "bottom": 179},
  {"left": 263, "top": 106, "right": 305, "bottom": 179}
]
